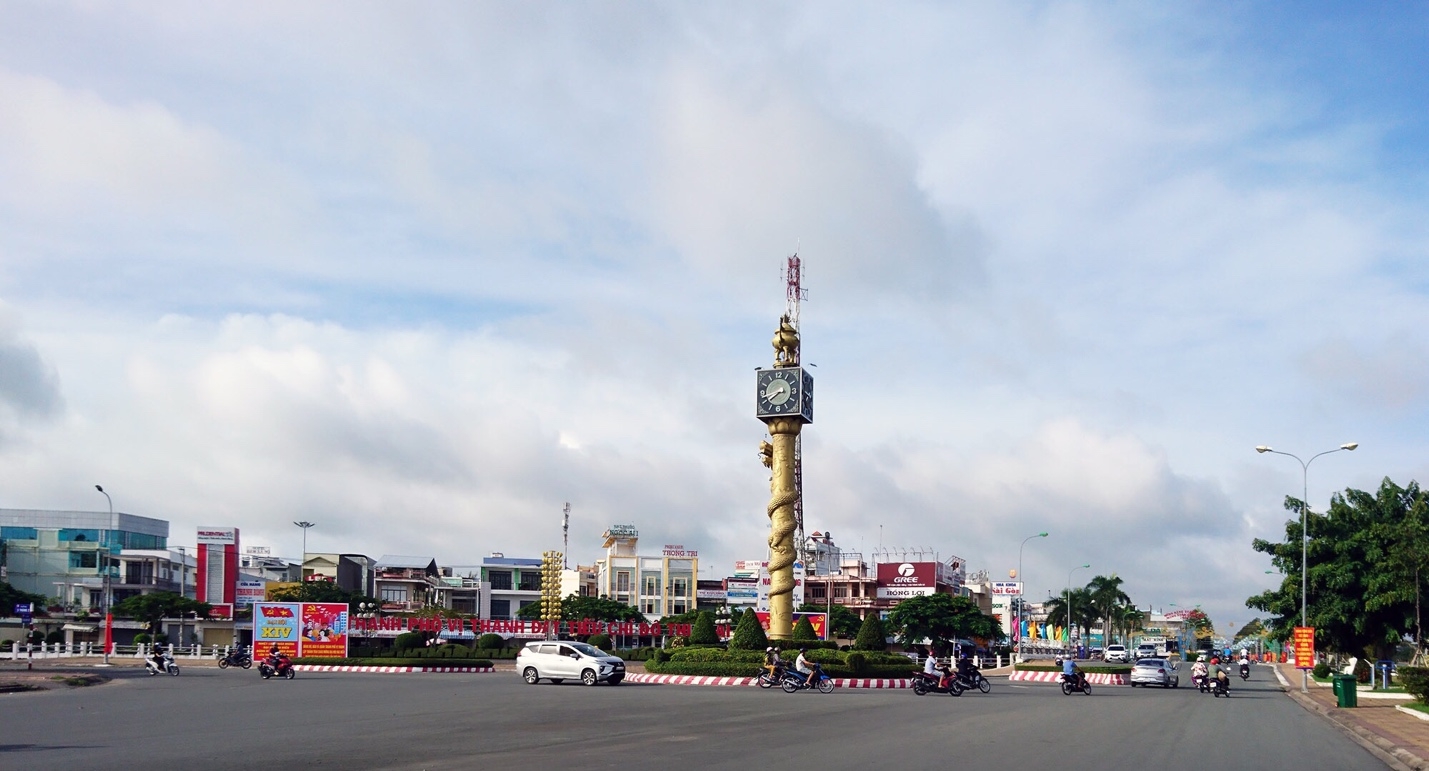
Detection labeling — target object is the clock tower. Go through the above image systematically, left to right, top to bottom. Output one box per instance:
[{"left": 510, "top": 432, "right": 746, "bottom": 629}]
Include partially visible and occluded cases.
[{"left": 757, "top": 311, "right": 812, "bottom": 641}]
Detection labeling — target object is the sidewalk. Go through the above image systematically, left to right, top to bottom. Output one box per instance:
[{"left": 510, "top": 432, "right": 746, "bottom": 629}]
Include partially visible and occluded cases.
[{"left": 1276, "top": 662, "right": 1429, "bottom": 771}]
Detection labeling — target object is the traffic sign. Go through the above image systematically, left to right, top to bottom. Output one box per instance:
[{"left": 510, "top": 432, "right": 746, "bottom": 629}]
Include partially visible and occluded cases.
[{"left": 13, "top": 603, "right": 32, "bottom": 615}]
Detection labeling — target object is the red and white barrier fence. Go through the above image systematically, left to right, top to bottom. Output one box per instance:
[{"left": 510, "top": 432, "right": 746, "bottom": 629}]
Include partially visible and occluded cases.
[
  {"left": 294, "top": 665, "right": 495, "bottom": 674},
  {"left": 1008, "top": 670, "right": 1126, "bottom": 685},
  {"left": 623, "top": 674, "right": 914, "bottom": 688}
]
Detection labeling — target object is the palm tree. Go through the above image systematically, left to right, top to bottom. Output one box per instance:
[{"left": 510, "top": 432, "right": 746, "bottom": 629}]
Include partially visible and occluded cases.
[
  {"left": 1086, "top": 574, "right": 1132, "bottom": 646},
  {"left": 1043, "top": 588, "right": 1095, "bottom": 643}
]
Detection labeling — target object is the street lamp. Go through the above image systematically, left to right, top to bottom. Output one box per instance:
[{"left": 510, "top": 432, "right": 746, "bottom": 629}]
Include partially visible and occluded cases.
[
  {"left": 1256, "top": 442, "right": 1357, "bottom": 692},
  {"left": 94, "top": 485, "right": 113, "bottom": 666},
  {"left": 294, "top": 521, "right": 315, "bottom": 579},
  {"left": 1015, "top": 532, "right": 1048, "bottom": 662},
  {"left": 1067, "top": 564, "right": 1089, "bottom": 656},
  {"left": 356, "top": 602, "right": 379, "bottom": 649}
]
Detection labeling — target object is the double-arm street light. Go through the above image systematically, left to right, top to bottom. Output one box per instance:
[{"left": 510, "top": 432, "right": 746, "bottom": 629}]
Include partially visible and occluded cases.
[
  {"left": 1256, "top": 442, "right": 1358, "bottom": 692},
  {"left": 94, "top": 485, "right": 113, "bottom": 665},
  {"left": 1016, "top": 532, "right": 1048, "bottom": 662},
  {"left": 1067, "top": 563, "right": 1090, "bottom": 655}
]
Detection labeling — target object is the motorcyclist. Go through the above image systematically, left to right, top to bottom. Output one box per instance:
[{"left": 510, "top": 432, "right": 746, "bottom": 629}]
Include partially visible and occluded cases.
[
  {"left": 150, "top": 644, "right": 168, "bottom": 673},
  {"left": 764, "top": 646, "right": 783, "bottom": 677},
  {"left": 795, "top": 648, "right": 818, "bottom": 688},
  {"left": 923, "top": 650, "right": 949, "bottom": 688},
  {"left": 1238, "top": 650, "right": 1251, "bottom": 676},
  {"left": 1061, "top": 654, "right": 1085, "bottom": 690},
  {"left": 1191, "top": 654, "right": 1209, "bottom": 687},
  {"left": 1215, "top": 661, "right": 1231, "bottom": 691}
]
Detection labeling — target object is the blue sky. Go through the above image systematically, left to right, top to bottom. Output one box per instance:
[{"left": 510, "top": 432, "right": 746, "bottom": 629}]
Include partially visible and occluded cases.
[{"left": 2, "top": 2, "right": 1427, "bottom": 630}]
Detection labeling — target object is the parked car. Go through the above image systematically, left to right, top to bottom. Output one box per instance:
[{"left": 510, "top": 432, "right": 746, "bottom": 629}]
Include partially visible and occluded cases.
[
  {"left": 518, "top": 640, "right": 626, "bottom": 686},
  {"left": 1135, "top": 643, "right": 1158, "bottom": 660},
  {"left": 1104, "top": 645, "right": 1130, "bottom": 663},
  {"left": 1129, "top": 657, "right": 1178, "bottom": 688}
]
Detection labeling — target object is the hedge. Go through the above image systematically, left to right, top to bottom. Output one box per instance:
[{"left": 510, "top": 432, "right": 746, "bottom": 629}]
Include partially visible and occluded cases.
[
  {"left": 295, "top": 657, "right": 494, "bottom": 667},
  {"left": 644, "top": 659, "right": 915, "bottom": 678},
  {"left": 1399, "top": 666, "right": 1429, "bottom": 703}
]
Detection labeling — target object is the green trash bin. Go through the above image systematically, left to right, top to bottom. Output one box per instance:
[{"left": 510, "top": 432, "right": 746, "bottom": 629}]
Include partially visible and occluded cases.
[{"left": 1333, "top": 674, "right": 1358, "bottom": 708}]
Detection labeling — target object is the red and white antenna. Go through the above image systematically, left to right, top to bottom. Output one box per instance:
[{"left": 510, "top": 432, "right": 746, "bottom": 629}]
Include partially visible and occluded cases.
[{"left": 785, "top": 252, "right": 807, "bottom": 329}]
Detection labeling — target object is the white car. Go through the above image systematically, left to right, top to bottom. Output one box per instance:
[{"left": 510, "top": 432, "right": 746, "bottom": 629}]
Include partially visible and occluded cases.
[
  {"left": 518, "top": 640, "right": 626, "bottom": 686},
  {"left": 1104, "top": 645, "right": 1129, "bottom": 663},
  {"left": 1129, "top": 657, "right": 1179, "bottom": 688}
]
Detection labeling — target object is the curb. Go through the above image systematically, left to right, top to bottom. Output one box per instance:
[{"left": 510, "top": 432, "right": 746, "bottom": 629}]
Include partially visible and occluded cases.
[
  {"left": 293, "top": 665, "right": 495, "bottom": 674},
  {"left": 1008, "top": 671, "right": 1126, "bottom": 685},
  {"left": 1281, "top": 673, "right": 1428, "bottom": 771},
  {"left": 623, "top": 674, "right": 912, "bottom": 688},
  {"left": 1397, "top": 705, "right": 1429, "bottom": 723}
]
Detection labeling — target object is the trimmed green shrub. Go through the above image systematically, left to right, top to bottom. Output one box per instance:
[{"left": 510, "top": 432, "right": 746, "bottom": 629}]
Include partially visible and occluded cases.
[
  {"left": 729, "top": 609, "right": 768, "bottom": 650},
  {"left": 690, "top": 612, "right": 719, "bottom": 645},
  {"left": 853, "top": 615, "right": 887, "bottom": 651},
  {"left": 793, "top": 617, "right": 817, "bottom": 642},
  {"left": 44, "top": 630, "right": 64, "bottom": 644},
  {"left": 393, "top": 631, "right": 426, "bottom": 653},
  {"left": 134, "top": 633, "right": 151, "bottom": 644},
  {"left": 587, "top": 633, "right": 612, "bottom": 651},
  {"left": 475, "top": 634, "right": 506, "bottom": 650},
  {"left": 0, "top": 640, "right": 11, "bottom": 651},
  {"left": 670, "top": 647, "right": 762, "bottom": 663},
  {"left": 651, "top": 648, "right": 670, "bottom": 664},
  {"left": 845, "top": 652, "right": 868, "bottom": 674},
  {"left": 294, "top": 657, "right": 494, "bottom": 668},
  {"left": 1312, "top": 662, "right": 1332, "bottom": 679},
  {"left": 1398, "top": 666, "right": 1429, "bottom": 704}
]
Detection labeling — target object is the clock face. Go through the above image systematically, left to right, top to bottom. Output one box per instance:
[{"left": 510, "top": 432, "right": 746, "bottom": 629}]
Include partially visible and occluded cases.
[{"left": 756, "top": 368, "right": 810, "bottom": 420}]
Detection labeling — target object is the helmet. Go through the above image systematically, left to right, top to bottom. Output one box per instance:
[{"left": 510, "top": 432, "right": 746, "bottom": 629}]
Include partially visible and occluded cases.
[
  {"left": 766, "top": 646, "right": 774, "bottom": 652},
  {"left": 799, "top": 648, "right": 807, "bottom": 653},
  {"left": 1198, "top": 654, "right": 1206, "bottom": 661}
]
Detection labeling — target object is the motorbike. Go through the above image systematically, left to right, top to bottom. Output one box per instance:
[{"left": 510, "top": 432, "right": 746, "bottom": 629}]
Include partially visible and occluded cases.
[
  {"left": 217, "top": 648, "right": 253, "bottom": 670},
  {"left": 145, "top": 651, "right": 180, "bottom": 676},
  {"left": 258, "top": 655, "right": 296, "bottom": 680},
  {"left": 1239, "top": 662, "right": 1250, "bottom": 681},
  {"left": 757, "top": 663, "right": 785, "bottom": 689},
  {"left": 781, "top": 664, "right": 834, "bottom": 694},
  {"left": 953, "top": 665, "right": 992, "bottom": 694},
  {"left": 911, "top": 670, "right": 966, "bottom": 696},
  {"left": 1060, "top": 672, "right": 1091, "bottom": 695},
  {"left": 1194, "top": 673, "right": 1211, "bottom": 693},
  {"left": 1212, "top": 675, "right": 1231, "bottom": 697}
]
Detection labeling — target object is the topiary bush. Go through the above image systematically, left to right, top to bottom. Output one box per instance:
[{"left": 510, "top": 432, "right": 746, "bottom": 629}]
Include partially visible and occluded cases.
[
  {"left": 729, "top": 609, "right": 768, "bottom": 650},
  {"left": 690, "top": 611, "right": 719, "bottom": 645},
  {"left": 852, "top": 614, "right": 887, "bottom": 651},
  {"left": 793, "top": 617, "right": 817, "bottom": 642},
  {"left": 393, "top": 631, "right": 426, "bottom": 653},
  {"left": 134, "top": 633, "right": 151, "bottom": 644},
  {"left": 587, "top": 633, "right": 612, "bottom": 651},
  {"left": 475, "top": 634, "right": 506, "bottom": 650},
  {"left": 845, "top": 652, "right": 868, "bottom": 674},
  {"left": 1312, "top": 662, "right": 1332, "bottom": 679},
  {"left": 1399, "top": 666, "right": 1429, "bottom": 704}
]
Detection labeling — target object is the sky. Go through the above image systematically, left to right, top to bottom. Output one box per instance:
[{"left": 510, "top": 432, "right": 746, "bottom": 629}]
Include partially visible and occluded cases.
[{"left": 2, "top": 1, "right": 1427, "bottom": 632}]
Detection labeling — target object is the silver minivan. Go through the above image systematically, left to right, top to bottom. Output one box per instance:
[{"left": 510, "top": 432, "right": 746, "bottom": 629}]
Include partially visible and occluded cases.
[{"left": 518, "top": 640, "right": 626, "bottom": 686}]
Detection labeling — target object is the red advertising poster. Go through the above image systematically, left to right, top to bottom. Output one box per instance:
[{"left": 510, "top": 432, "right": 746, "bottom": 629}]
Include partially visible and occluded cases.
[
  {"left": 299, "top": 602, "right": 349, "bottom": 658},
  {"left": 754, "top": 612, "right": 827, "bottom": 640},
  {"left": 1292, "top": 626, "right": 1315, "bottom": 670}
]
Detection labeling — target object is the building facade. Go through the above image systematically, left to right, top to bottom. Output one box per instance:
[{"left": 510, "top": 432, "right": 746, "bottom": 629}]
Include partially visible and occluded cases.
[
  {"left": 0, "top": 508, "right": 168, "bottom": 606},
  {"left": 592, "top": 526, "right": 697, "bottom": 620}
]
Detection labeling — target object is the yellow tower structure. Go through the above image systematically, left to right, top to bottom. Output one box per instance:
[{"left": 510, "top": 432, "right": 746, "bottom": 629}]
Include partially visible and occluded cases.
[{"left": 757, "top": 309, "right": 813, "bottom": 640}]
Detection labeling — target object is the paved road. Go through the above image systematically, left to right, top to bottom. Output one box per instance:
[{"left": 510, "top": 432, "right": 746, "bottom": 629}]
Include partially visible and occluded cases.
[{"left": 0, "top": 665, "right": 1386, "bottom": 770}]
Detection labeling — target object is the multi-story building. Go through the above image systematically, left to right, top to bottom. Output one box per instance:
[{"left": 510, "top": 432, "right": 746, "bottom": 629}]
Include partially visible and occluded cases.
[
  {"left": 0, "top": 508, "right": 168, "bottom": 607},
  {"left": 592, "top": 525, "right": 697, "bottom": 620},
  {"left": 113, "top": 548, "right": 194, "bottom": 602},
  {"left": 301, "top": 553, "right": 375, "bottom": 597},
  {"left": 479, "top": 554, "right": 542, "bottom": 620},
  {"left": 374, "top": 556, "right": 441, "bottom": 612},
  {"left": 436, "top": 565, "right": 490, "bottom": 616}
]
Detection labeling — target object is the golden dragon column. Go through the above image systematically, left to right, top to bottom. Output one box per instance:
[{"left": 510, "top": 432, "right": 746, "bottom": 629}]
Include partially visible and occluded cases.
[{"left": 756, "top": 314, "right": 813, "bottom": 640}]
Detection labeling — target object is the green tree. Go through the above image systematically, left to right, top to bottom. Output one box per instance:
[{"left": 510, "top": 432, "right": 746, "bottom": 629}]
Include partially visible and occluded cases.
[
  {"left": 1248, "top": 478, "right": 1421, "bottom": 660},
  {"left": 1086, "top": 575, "right": 1132, "bottom": 645},
  {"left": 0, "top": 581, "right": 46, "bottom": 617},
  {"left": 267, "top": 581, "right": 379, "bottom": 616},
  {"left": 1042, "top": 588, "right": 1095, "bottom": 641},
  {"left": 112, "top": 592, "right": 212, "bottom": 636},
  {"left": 517, "top": 594, "right": 644, "bottom": 622},
  {"left": 886, "top": 594, "right": 1005, "bottom": 651},
  {"left": 797, "top": 602, "right": 862, "bottom": 639},
  {"left": 729, "top": 608, "right": 769, "bottom": 650},
  {"left": 690, "top": 611, "right": 719, "bottom": 644},
  {"left": 852, "top": 613, "right": 888, "bottom": 651},
  {"left": 792, "top": 616, "right": 817, "bottom": 641}
]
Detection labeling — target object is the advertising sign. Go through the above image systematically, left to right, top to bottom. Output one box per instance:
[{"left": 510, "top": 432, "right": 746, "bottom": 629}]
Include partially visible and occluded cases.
[
  {"left": 196, "top": 527, "right": 237, "bottom": 545},
  {"left": 662, "top": 545, "right": 699, "bottom": 558},
  {"left": 733, "top": 560, "right": 766, "bottom": 576},
  {"left": 876, "top": 561, "right": 937, "bottom": 599},
  {"left": 725, "top": 578, "right": 758, "bottom": 602},
  {"left": 235, "top": 579, "right": 267, "bottom": 608},
  {"left": 990, "top": 581, "right": 1022, "bottom": 595},
  {"left": 695, "top": 589, "right": 725, "bottom": 600},
  {"left": 253, "top": 602, "right": 301, "bottom": 656},
  {"left": 300, "top": 602, "right": 349, "bottom": 658},
  {"left": 208, "top": 603, "right": 234, "bottom": 619},
  {"left": 754, "top": 611, "right": 827, "bottom": 640},
  {"left": 1292, "top": 626, "right": 1315, "bottom": 670}
]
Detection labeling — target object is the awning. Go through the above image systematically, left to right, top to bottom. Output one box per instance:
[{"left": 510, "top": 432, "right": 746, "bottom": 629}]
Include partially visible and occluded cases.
[{"left": 62, "top": 624, "right": 98, "bottom": 632}]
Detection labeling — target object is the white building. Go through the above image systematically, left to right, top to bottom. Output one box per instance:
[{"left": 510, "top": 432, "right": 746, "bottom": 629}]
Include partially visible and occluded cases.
[{"left": 593, "top": 525, "right": 698, "bottom": 620}]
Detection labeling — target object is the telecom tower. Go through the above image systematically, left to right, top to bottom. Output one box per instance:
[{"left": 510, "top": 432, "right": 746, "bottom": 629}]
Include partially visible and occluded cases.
[{"left": 785, "top": 254, "right": 808, "bottom": 556}]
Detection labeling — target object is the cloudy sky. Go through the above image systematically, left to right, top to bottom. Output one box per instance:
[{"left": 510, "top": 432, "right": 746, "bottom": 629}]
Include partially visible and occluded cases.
[{"left": 2, "top": 2, "right": 1426, "bottom": 629}]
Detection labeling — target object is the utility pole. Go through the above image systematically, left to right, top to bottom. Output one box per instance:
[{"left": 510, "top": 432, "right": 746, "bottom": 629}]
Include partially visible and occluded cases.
[{"left": 94, "top": 485, "right": 114, "bottom": 666}]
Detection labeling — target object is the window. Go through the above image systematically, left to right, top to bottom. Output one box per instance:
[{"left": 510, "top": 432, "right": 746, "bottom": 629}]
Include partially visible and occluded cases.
[
  {"left": 0, "top": 526, "right": 37, "bottom": 540},
  {"left": 59, "top": 529, "right": 101, "bottom": 542},
  {"left": 70, "top": 551, "right": 98, "bottom": 569},
  {"left": 489, "top": 571, "right": 512, "bottom": 590},
  {"left": 616, "top": 571, "right": 631, "bottom": 594},
  {"left": 517, "top": 572, "right": 540, "bottom": 592},
  {"left": 642, "top": 574, "right": 660, "bottom": 597},
  {"left": 671, "top": 577, "right": 688, "bottom": 597},
  {"left": 808, "top": 584, "right": 826, "bottom": 599},
  {"left": 381, "top": 587, "right": 409, "bottom": 603},
  {"left": 641, "top": 597, "right": 658, "bottom": 614},
  {"left": 490, "top": 599, "right": 511, "bottom": 619},
  {"left": 518, "top": 600, "right": 535, "bottom": 611}
]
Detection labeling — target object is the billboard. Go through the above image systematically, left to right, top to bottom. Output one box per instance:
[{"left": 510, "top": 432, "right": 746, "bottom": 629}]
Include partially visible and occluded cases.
[
  {"left": 196, "top": 527, "right": 237, "bottom": 545},
  {"left": 876, "top": 561, "right": 937, "bottom": 599},
  {"left": 235, "top": 579, "right": 266, "bottom": 608},
  {"left": 990, "top": 581, "right": 1022, "bottom": 595},
  {"left": 253, "top": 601, "right": 349, "bottom": 658},
  {"left": 300, "top": 603, "right": 349, "bottom": 658},
  {"left": 754, "top": 611, "right": 828, "bottom": 640},
  {"left": 1292, "top": 626, "right": 1315, "bottom": 670}
]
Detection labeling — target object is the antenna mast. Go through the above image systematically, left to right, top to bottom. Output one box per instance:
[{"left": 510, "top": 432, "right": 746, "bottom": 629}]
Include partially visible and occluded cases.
[
  {"left": 785, "top": 253, "right": 808, "bottom": 561},
  {"left": 562, "top": 502, "right": 570, "bottom": 569}
]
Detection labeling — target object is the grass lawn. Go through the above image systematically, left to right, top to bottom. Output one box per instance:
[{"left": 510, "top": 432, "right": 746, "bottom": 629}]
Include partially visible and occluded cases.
[{"left": 1399, "top": 702, "right": 1429, "bottom": 714}]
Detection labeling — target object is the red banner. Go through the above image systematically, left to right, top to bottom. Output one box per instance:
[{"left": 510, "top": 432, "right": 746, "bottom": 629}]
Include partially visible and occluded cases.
[
  {"left": 299, "top": 603, "right": 349, "bottom": 658},
  {"left": 753, "top": 612, "right": 827, "bottom": 640},
  {"left": 1292, "top": 626, "right": 1315, "bottom": 670}
]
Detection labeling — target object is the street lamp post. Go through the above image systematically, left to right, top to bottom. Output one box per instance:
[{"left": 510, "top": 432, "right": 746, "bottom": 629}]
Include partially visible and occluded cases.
[
  {"left": 1256, "top": 442, "right": 1357, "bottom": 692},
  {"left": 94, "top": 485, "right": 113, "bottom": 665},
  {"left": 294, "top": 521, "right": 315, "bottom": 579},
  {"left": 1016, "top": 532, "right": 1049, "bottom": 662},
  {"left": 1067, "top": 564, "right": 1089, "bottom": 657}
]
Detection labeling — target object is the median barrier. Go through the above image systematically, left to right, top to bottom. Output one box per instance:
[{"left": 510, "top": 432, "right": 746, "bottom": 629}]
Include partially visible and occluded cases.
[
  {"left": 294, "top": 665, "right": 495, "bottom": 674},
  {"left": 1008, "top": 671, "right": 1126, "bottom": 685},
  {"left": 624, "top": 674, "right": 913, "bottom": 688}
]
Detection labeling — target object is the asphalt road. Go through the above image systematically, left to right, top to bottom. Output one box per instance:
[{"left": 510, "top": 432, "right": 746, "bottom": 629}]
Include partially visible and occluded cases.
[{"left": 0, "top": 664, "right": 1386, "bottom": 770}]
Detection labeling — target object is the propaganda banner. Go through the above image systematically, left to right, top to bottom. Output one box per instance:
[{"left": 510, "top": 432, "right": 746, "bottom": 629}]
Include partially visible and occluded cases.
[
  {"left": 254, "top": 602, "right": 301, "bottom": 657},
  {"left": 300, "top": 602, "right": 349, "bottom": 658},
  {"left": 754, "top": 611, "right": 827, "bottom": 640},
  {"left": 1292, "top": 626, "right": 1315, "bottom": 670}
]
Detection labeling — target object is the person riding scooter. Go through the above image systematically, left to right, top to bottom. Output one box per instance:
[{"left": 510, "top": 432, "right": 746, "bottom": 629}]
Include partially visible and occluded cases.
[
  {"left": 149, "top": 645, "right": 169, "bottom": 674},
  {"left": 1237, "top": 651, "right": 1251, "bottom": 679},
  {"left": 955, "top": 654, "right": 979, "bottom": 687},
  {"left": 1191, "top": 654, "right": 1209, "bottom": 688},
  {"left": 1060, "top": 655, "right": 1086, "bottom": 690}
]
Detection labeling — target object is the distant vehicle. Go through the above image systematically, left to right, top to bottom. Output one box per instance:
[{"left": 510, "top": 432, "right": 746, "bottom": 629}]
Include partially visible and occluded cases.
[
  {"left": 518, "top": 640, "right": 625, "bottom": 686},
  {"left": 1135, "top": 643, "right": 1158, "bottom": 660},
  {"left": 1104, "top": 645, "right": 1130, "bottom": 663},
  {"left": 1130, "top": 658, "right": 1179, "bottom": 688}
]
